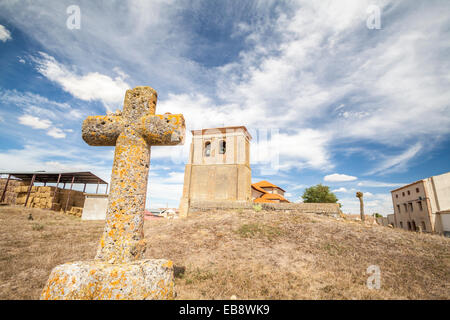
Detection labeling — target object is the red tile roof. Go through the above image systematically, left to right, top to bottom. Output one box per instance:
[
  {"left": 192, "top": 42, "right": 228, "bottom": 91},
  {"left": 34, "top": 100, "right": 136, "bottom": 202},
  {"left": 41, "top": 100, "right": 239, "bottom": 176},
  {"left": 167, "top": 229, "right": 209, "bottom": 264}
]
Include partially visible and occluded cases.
[
  {"left": 253, "top": 180, "right": 286, "bottom": 192},
  {"left": 251, "top": 184, "right": 267, "bottom": 194},
  {"left": 261, "top": 193, "right": 289, "bottom": 202}
]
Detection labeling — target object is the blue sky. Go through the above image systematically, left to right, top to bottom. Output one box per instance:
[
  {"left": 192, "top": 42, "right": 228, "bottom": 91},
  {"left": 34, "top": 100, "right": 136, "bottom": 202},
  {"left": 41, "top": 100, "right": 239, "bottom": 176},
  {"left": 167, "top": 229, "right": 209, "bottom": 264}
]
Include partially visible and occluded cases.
[{"left": 0, "top": 0, "right": 449, "bottom": 214}]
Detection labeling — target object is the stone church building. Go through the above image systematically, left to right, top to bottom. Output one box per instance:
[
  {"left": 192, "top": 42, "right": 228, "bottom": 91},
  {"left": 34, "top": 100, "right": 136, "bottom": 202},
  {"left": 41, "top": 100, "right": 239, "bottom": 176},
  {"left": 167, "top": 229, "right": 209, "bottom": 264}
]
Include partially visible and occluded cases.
[{"left": 179, "top": 126, "right": 252, "bottom": 216}]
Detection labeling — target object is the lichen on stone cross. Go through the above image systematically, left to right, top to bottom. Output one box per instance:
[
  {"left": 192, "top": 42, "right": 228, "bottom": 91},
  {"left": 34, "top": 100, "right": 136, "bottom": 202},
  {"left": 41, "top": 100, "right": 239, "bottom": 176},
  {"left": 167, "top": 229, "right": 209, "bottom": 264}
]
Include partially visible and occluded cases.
[{"left": 82, "top": 86, "right": 185, "bottom": 264}]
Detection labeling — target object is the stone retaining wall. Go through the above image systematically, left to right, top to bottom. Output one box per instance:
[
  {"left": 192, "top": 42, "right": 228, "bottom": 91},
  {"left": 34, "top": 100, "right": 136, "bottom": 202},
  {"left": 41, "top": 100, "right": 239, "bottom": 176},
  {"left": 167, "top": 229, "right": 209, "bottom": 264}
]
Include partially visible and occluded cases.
[{"left": 189, "top": 200, "right": 341, "bottom": 215}]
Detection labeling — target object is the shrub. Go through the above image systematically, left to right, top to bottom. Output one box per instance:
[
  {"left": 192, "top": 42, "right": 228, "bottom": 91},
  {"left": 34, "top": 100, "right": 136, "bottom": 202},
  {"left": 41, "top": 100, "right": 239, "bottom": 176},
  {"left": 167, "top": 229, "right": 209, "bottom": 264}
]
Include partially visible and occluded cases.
[{"left": 253, "top": 204, "right": 262, "bottom": 212}]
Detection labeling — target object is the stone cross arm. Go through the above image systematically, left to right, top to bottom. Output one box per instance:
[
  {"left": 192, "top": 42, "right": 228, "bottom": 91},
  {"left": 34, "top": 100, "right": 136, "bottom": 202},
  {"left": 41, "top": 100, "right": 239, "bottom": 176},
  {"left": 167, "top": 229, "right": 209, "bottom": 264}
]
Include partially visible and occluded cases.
[{"left": 82, "top": 113, "right": 185, "bottom": 146}]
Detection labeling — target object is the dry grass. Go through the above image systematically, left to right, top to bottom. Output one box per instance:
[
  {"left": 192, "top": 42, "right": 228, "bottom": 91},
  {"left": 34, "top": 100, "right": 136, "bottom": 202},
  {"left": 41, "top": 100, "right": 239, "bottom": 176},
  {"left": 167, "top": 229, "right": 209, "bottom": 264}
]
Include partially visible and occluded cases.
[
  {"left": 0, "top": 206, "right": 449, "bottom": 300},
  {"left": 0, "top": 206, "right": 103, "bottom": 299}
]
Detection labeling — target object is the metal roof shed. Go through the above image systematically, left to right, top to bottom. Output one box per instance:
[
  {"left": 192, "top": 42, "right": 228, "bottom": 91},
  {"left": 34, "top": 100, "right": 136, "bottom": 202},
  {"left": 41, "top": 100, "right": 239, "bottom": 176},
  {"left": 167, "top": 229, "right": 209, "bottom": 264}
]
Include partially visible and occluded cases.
[{"left": 0, "top": 171, "right": 108, "bottom": 211}]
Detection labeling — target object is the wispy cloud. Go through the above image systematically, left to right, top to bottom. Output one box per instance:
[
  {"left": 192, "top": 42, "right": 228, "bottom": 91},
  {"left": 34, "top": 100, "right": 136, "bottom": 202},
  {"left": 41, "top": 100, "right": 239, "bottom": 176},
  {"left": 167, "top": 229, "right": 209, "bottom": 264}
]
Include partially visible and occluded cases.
[
  {"left": 32, "top": 52, "right": 130, "bottom": 111},
  {"left": 0, "top": 89, "right": 71, "bottom": 110},
  {"left": 367, "top": 143, "right": 422, "bottom": 175},
  {"left": 357, "top": 180, "right": 405, "bottom": 188}
]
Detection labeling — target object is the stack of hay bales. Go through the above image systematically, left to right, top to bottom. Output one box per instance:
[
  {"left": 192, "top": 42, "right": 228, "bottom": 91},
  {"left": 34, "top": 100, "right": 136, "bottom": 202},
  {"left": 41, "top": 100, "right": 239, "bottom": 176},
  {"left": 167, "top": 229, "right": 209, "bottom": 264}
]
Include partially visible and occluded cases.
[
  {"left": 0, "top": 178, "right": 28, "bottom": 204},
  {"left": 3, "top": 179, "right": 87, "bottom": 217},
  {"left": 14, "top": 185, "right": 33, "bottom": 206},
  {"left": 15, "top": 186, "right": 61, "bottom": 210},
  {"left": 58, "top": 189, "right": 85, "bottom": 214},
  {"left": 67, "top": 206, "right": 83, "bottom": 217}
]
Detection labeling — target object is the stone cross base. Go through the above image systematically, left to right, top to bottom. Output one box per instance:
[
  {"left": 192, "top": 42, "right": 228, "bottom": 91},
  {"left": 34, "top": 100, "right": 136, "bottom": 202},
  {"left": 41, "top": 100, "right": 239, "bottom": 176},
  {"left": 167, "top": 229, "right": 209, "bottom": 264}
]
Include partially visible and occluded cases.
[{"left": 40, "top": 259, "right": 175, "bottom": 300}]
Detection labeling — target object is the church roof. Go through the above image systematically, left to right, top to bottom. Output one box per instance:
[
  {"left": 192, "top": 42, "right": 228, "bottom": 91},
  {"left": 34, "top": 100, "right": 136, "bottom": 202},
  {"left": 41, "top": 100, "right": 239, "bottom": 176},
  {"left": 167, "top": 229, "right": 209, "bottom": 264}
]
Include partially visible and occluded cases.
[{"left": 253, "top": 180, "right": 286, "bottom": 192}]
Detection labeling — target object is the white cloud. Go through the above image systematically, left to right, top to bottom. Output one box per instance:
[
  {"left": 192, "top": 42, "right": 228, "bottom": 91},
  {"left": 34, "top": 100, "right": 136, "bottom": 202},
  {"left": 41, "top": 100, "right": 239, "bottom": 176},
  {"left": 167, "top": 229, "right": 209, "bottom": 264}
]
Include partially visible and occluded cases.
[
  {"left": 0, "top": 24, "right": 11, "bottom": 42},
  {"left": 33, "top": 52, "right": 130, "bottom": 111},
  {"left": 18, "top": 114, "right": 51, "bottom": 129},
  {"left": 18, "top": 114, "right": 68, "bottom": 139},
  {"left": 47, "top": 127, "right": 66, "bottom": 139},
  {"left": 0, "top": 143, "right": 112, "bottom": 180},
  {"left": 324, "top": 173, "right": 358, "bottom": 182},
  {"left": 332, "top": 187, "right": 349, "bottom": 193}
]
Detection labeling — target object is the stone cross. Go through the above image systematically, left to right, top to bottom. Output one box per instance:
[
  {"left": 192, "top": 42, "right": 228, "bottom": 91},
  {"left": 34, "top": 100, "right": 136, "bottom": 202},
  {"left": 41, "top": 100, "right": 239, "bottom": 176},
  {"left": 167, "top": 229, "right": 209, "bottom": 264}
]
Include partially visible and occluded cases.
[{"left": 82, "top": 86, "right": 185, "bottom": 263}]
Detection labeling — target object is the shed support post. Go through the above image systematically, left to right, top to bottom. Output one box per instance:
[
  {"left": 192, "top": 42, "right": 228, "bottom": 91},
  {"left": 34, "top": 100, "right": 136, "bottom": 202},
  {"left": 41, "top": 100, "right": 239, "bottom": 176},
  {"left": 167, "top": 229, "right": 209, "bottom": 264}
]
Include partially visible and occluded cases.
[
  {"left": 1, "top": 174, "right": 11, "bottom": 203},
  {"left": 24, "top": 174, "right": 36, "bottom": 208},
  {"left": 52, "top": 174, "right": 61, "bottom": 210},
  {"left": 64, "top": 176, "right": 75, "bottom": 213}
]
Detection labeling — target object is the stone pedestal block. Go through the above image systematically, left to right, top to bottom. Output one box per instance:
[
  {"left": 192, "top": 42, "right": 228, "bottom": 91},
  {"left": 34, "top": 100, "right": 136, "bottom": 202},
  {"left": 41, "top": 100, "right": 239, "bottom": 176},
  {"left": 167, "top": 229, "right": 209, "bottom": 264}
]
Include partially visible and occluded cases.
[{"left": 40, "top": 259, "right": 174, "bottom": 300}]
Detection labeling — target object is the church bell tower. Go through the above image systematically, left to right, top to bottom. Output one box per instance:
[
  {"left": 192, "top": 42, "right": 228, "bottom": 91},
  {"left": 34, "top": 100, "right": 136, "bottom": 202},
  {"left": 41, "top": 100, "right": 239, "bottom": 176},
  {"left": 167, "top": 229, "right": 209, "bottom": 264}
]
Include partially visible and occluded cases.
[{"left": 179, "top": 126, "right": 252, "bottom": 217}]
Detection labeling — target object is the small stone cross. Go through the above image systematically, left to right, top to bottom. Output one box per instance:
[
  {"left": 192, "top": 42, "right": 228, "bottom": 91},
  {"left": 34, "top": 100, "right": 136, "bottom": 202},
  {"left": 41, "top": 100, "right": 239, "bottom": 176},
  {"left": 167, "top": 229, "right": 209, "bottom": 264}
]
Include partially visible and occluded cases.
[{"left": 82, "top": 86, "right": 185, "bottom": 263}]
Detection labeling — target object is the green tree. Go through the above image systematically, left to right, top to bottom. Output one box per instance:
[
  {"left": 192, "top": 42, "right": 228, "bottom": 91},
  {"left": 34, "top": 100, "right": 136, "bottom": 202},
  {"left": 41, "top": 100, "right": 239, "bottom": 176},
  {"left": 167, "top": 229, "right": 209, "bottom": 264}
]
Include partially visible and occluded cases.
[
  {"left": 302, "top": 184, "right": 338, "bottom": 203},
  {"left": 373, "top": 213, "right": 382, "bottom": 218}
]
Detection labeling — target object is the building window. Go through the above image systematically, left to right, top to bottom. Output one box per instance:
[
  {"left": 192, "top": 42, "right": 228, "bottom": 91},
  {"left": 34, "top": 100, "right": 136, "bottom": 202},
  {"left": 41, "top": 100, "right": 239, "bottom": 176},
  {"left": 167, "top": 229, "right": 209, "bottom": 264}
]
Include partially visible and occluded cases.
[
  {"left": 219, "top": 140, "right": 226, "bottom": 154},
  {"left": 204, "top": 141, "right": 211, "bottom": 157},
  {"left": 416, "top": 187, "right": 419, "bottom": 193},
  {"left": 407, "top": 190, "right": 410, "bottom": 195},
  {"left": 402, "top": 192, "right": 405, "bottom": 196},
  {"left": 396, "top": 194, "right": 398, "bottom": 198},
  {"left": 418, "top": 201, "right": 423, "bottom": 211},
  {"left": 403, "top": 203, "right": 407, "bottom": 212},
  {"left": 409, "top": 203, "right": 413, "bottom": 212},
  {"left": 397, "top": 204, "right": 401, "bottom": 213},
  {"left": 411, "top": 220, "right": 417, "bottom": 231},
  {"left": 400, "top": 221, "right": 403, "bottom": 228},
  {"left": 407, "top": 221, "right": 412, "bottom": 230},
  {"left": 421, "top": 221, "right": 426, "bottom": 231}
]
